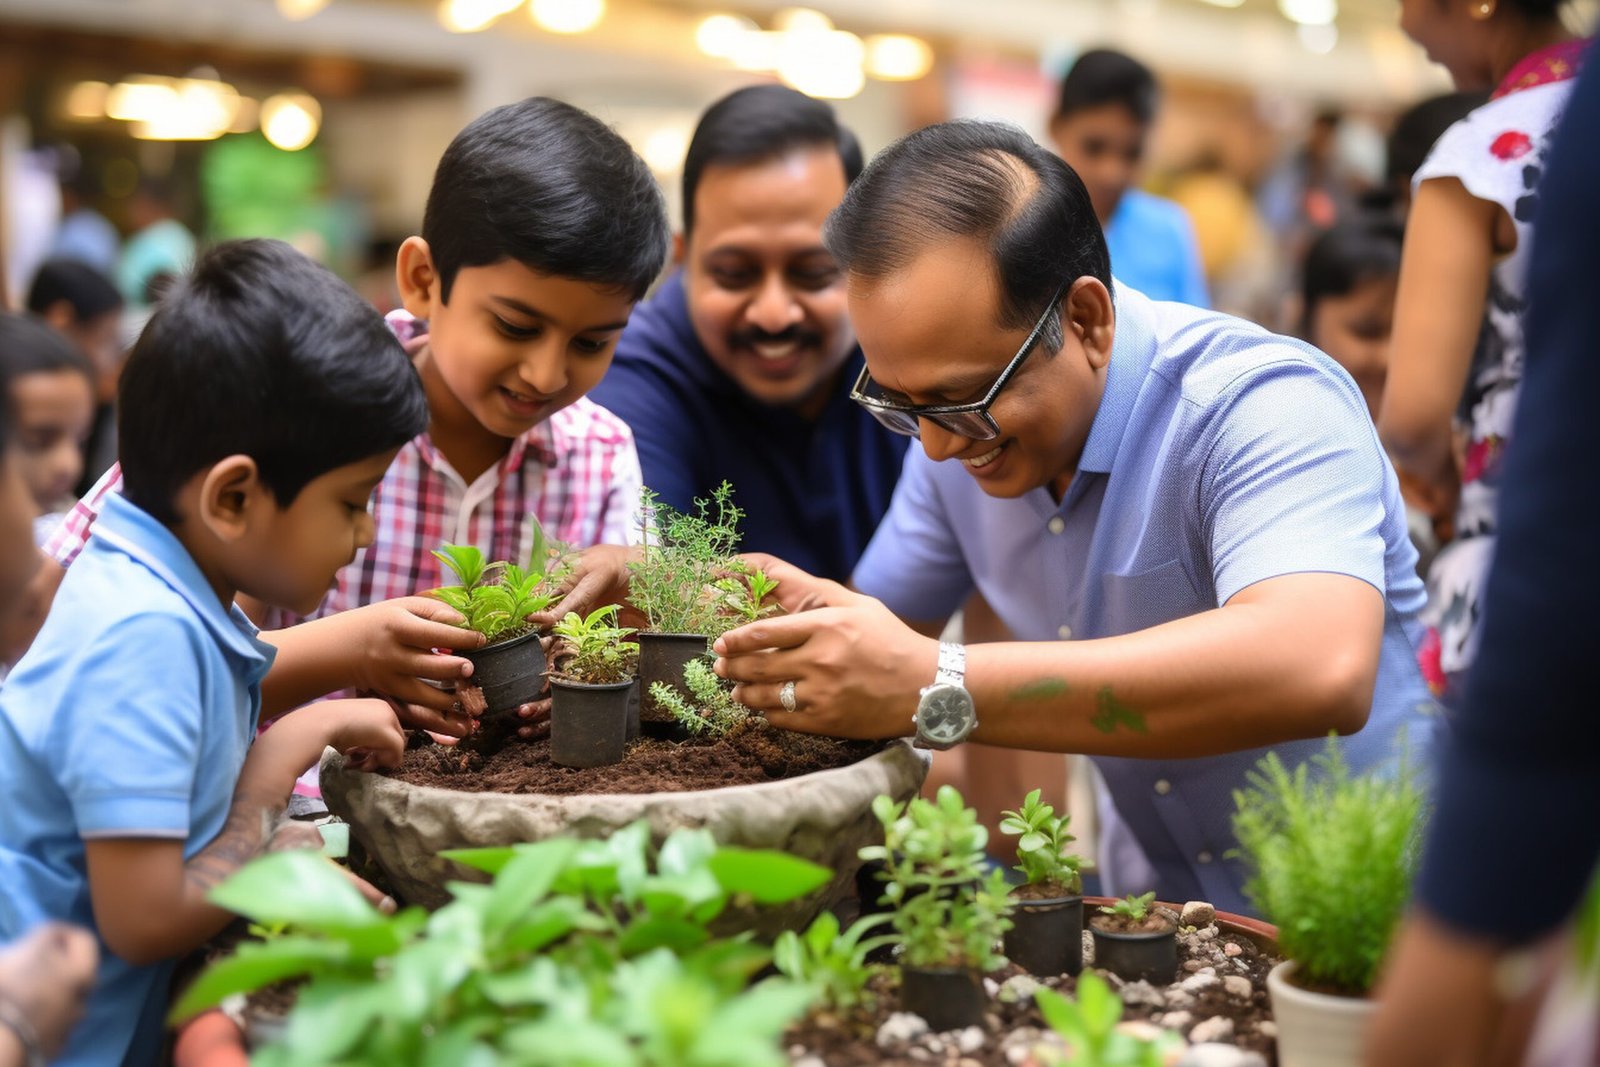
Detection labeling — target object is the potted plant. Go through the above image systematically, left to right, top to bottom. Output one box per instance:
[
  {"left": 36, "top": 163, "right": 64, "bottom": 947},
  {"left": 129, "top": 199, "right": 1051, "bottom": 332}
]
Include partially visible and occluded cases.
[
  {"left": 627, "top": 483, "right": 778, "bottom": 733},
  {"left": 426, "top": 537, "right": 562, "bottom": 727},
  {"left": 548, "top": 606, "right": 639, "bottom": 769},
  {"left": 647, "top": 656, "right": 752, "bottom": 739},
  {"left": 1231, "top": 735, "right": 1424, "bottom": 1067},
  {"left": 859, "top": 786, "right": 1013, "bottom": 1032},
  {"left": 999, "top": 788, "right": 1085, "bottom": 976},
  {"left": 1088, "top": 892, "right": 1177, "bottom": 984},
  {"left": 773, "top": 909, "right": 897, "bottom": 1017},
  {"left": 1032, "top": 973, "right": 1181, "bottom": 1066}
]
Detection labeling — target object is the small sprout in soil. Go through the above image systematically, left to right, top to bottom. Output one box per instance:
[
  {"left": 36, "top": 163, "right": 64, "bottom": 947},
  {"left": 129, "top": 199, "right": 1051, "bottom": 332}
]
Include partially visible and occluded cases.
[
  {"left": 628, "top": 482, "right": 753, "bottom": 637},
  {"left": 428, "top": 535, "right": 564, "bottom": 643},
  {"left": 551, "top": 606, "right": 638, "bottom": 686},
  {"left": 648, "top": 657, "right": 750, "bottom": 737},
  {"left": 1000, "top": 788, "right": 1084, "bottom": 895},
  {"left": 1099, "top": 891, "right": 1158, "bottom": 925},
  {"left": 773, "top": 910, "right": 896, "bottom": 1013},
  {"left": 1034, "top": 972, "right": 1181, "bottom": 1067}
]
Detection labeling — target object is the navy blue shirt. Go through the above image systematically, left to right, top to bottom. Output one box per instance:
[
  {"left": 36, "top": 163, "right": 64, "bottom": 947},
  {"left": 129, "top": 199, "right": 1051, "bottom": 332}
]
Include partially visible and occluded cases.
[{"left": 591, "top": 272, "right": 909, "bottom": 580}]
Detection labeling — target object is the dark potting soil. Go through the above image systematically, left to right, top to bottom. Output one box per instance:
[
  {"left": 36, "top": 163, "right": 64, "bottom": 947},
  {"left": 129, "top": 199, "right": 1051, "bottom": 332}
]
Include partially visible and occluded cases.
[
  {"left": 389, "top": 719, "right": 884, "bottom": 795},
  {"left": 1012, "top": 880, "right": 1078, "bottom": 901},
  {"left": 1090, "top": 912, "right": 1175, "bottom": 935},
  {"left": 786, "top": 913, "right": 1282, "bottom": 1066}
]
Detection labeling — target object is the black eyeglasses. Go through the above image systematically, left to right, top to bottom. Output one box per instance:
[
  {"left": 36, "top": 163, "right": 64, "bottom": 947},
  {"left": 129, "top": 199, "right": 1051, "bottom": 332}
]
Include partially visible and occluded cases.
[{"left": 850, "top": 282, "right": 1068, "bottom": 441}]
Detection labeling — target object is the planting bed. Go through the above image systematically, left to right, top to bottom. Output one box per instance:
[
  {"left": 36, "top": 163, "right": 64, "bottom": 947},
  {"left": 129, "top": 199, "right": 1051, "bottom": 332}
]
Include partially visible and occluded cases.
[
  {"left": 393, "top": 719, "right": 884, "bottom": 795},
  {"left": 786, "top": 902, "right": 1283, "bottom": 1067}
]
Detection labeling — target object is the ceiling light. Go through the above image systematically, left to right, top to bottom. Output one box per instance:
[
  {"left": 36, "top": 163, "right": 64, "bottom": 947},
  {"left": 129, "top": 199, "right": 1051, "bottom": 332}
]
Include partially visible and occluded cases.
[
  {"left": 275, "top": 0, "right": 331, "bottom": 19},
  {"left": 437, "top": 0, "right": 519, "bottom": 33},
  {"left": 531, "top": 0, "right": 605, "bottom": 33},
  {"left": 1196, "top": 0, "right": 1245, "bottom": 7},
  {"left": 1278, "top": 0, "right": 1337, "bottom": 25},
  {"left": 773, "top": 7, "right": 832, "bottom": 32},
  {"left": 696, "top": 12, "right": 758, "bottom": 58},
  {"left": 1297, "top": 22, "right": 1338, "bottom": 51},
  {"left": 777, "top": 28, "right": 865, "bottom": 99},
  {"left": 864, "top": 34, "right": 934, "bottom": 81},
  {"left": 106, "top": 79, "right": 178, "bottom": 123},
  {"left": 64, "top": 81, "right": 109, "bottom": 121},
  {"left": 261, "top": 92, "right": 322, "bottom": 151}
]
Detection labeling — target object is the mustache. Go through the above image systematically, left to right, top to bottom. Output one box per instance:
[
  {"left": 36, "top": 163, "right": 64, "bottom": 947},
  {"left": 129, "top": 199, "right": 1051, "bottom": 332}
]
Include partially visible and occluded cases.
[{"left": 729, "top": 325, "right": 824, "bottom": 350}]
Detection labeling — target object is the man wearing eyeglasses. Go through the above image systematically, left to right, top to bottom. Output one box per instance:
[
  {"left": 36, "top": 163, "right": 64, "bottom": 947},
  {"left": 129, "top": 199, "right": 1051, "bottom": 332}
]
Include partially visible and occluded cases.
[{"left": 709, "top": 120, "right": 1438, "bottom": 913}]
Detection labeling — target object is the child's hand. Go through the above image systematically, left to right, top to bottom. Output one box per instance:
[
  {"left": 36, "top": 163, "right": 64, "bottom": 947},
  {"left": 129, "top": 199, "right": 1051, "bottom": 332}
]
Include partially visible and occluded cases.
[
  {"left": 539, "top": 544, "right": 645, "bottom": 631},
  {"left": 344, "top": 597, "right": 484, "bottom": 715},
  {"left": 326, "top": 699, "right": 405, "bottom": 772},
  {"left": 0, "top": 921, "right": 98, "bottom": 1061}
]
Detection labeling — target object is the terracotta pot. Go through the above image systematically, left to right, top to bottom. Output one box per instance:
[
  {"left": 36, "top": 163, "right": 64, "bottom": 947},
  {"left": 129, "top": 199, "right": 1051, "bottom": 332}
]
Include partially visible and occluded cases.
[
  {"left": 462, "top": 629, "right": 545, "bottom": 718},
  {"left": 636, "top": 631, "right": 709, "bottom": 735},
  {"left": 549, "top": 677, "right": 631, "bottom": 769},
  {"left": 1004, "top": 892, "right": 1083, "bottom": 977},
  {"left": 1088, "top": 914, "right": 1178, "bottom": 984},
  {"left": 1267, "top": 960, "right": 1374, "bottom": 1067},
  {"left": 899, "top": 966, "right": 988, "bottom": 1031},
  {"left": 171, "top": 1010, "right": 248, "bottom": 1067}
]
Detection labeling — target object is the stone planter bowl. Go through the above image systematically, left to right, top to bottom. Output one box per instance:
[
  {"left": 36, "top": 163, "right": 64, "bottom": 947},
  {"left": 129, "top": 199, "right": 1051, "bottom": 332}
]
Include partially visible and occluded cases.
[{"left": 320, "top": 740, "right": 928, "bottom": 937}]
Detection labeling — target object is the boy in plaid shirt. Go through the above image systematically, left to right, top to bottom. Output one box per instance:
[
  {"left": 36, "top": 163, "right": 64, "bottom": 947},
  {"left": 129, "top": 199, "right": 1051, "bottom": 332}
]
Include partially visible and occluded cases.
[{"left": 37, "top": 97, "right": 670, "bottom": 739}]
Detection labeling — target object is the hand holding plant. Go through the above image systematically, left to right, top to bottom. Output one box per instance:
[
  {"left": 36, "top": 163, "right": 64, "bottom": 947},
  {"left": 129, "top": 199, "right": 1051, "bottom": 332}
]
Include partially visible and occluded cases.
[{"left": 1000, "top": 788, "right": 1083, "bottom": 895}]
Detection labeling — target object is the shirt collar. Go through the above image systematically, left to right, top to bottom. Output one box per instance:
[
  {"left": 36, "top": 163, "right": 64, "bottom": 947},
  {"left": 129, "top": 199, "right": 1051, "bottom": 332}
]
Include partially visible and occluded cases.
[
  {"left": 1077, "top": 283, "right": 1158, "bottom": 476},
  {"left": 90, "top": 493, "right": 275, "bottom": 670}
]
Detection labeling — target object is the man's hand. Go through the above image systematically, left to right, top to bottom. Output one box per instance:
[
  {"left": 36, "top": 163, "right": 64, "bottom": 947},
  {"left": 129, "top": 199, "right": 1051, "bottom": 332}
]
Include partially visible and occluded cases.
[
  {"left": 541, "top": 544, "right": 643, "bottom": 629},
  {"left": 736, "top": 553, "right": 853, "bottom": 615},
  {"left": 713, "top": 590, "right": 937, "bottom": 739}
]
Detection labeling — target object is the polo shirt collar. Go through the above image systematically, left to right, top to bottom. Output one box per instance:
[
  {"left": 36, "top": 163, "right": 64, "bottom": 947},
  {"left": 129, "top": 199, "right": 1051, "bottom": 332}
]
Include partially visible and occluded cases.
[
  {"left": 1077, "top": 284, "right": 1158, "bottom": 476},
  {"left": 90, "top": 493, "right": 274, "bottom": 668}
]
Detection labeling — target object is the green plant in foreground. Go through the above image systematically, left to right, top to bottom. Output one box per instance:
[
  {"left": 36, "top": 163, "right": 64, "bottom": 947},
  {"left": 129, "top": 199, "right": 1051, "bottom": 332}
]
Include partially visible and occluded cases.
[
  {"left": 628, "top": 483, "right": 749, "bottom": 636},
  {"left": 428, "top": 538, "right": 563, "bottom": 643},
  {"left": 713, "top": 568, "right": 782, "bottom": 625},
  {"left": 552, "top": 606, "right": 639, "bottom": 685},
  {"left": 648, "top": 657, "right": 750, "bottom": 738},
  {"left": 1230, "top": 733, "right": 1425, "bottom": 995},
  {"left": 859, "top": 786, "right": 1013, "bottom": 971},
  {"left": 1001, "top": 788, "right": 1084, "bottom": 894},
  {"left": 171, "top": 823, "right": 831, "bottom": 1067},
  {"left": 1098, "top": 892, "right": 1156, "bottom": 925},
  {"left": 773, "top": 910, "right": 896, "bottom": 1013},
  {"left": 1034, "top": 974, "right": 1181, "bottom": 1067}
]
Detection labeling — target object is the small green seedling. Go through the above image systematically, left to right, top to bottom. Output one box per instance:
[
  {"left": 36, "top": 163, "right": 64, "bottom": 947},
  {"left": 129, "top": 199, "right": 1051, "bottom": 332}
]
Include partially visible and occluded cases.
[
  {"left": 629, "top": 482, "right": 751, "bottom": 636},
  {"left": 429, "top": 542, "right": 560, "bottom": 643},
  {"left": 714, "top": 568, "right": 782, "bottom": 625},
  {"left": 552, "top": 606, "right": 639, "bottom": 686},
  {"left": 648, "top": 657, "right": 750, "bottom": 737},
  {"left": 1000, "top": 788, "right": 1084, "bottom": 895},
  {"left": 1099, "top": 891, "right": 1157, "bottom": 925},
  {"left": 772, "top": 910, "right": 896, "bottom": 1012},
  {"left": 1034, "top": 973, "right": 1181, "bottom": 1067}
]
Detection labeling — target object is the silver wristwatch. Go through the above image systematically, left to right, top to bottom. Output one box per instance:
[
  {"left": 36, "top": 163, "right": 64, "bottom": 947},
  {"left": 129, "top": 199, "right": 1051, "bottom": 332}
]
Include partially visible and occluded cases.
[{"left": 913, "top": 642, "right": 977, "bottom": 750}]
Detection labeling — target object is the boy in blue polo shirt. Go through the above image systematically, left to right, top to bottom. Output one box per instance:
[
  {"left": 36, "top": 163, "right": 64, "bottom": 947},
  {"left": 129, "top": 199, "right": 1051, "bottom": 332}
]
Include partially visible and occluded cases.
[{"left": 0, "top": 239, "right": 419, "bottom": 1067}]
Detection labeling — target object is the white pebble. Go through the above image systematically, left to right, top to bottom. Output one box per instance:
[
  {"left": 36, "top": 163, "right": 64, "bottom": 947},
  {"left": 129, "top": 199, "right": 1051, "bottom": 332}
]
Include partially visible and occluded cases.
[
  {"left": 1180, "top": 901, "right": 1216, "bottom": 927},
  {"left": 1196, "top": 925, "right": 1218, "bottom": 941},
  {"left": 1223, "top": 942, "right": 1243, "bottom": 957},
  {"left": 1183, "top": 959, "right": 1205, "bottom": 973},
  {"left": 1180, "top": 973, "right": 1220, "bottom": 994},
  {"left": 998, "top": 974, "right": 1041, "bottom": 1003},
  {"left": 1222, "top": 975, "right": 1253, "bottom": 999},
  {"left": 1120, "top": 980, "right": 1165, "bottom": 1008},
  {"left": 1163, "top": 988, "right": 1197, "bottom": 1010},
  {"left": 1159, "top": 1010, "right": 1194, "bottom": 1030},
  {"left": 876, "top": 1012, "right": 929, "bottom": 1048},
  {"left": 1188, "top": 1016, "right": 1235, "bottom": 1044},
  {"left": 1115, "top": 1021, "right": 1168, "bottom": 1043},
  {"left": 1257, "top": 1021, "right": 1278, "bottom": 1039},
  {"left": 955, "top": 1027, "right": 986, "bottom": 1054},
  {"left": 1175, "top": 1044, "right": 1267, "bottom": 1067},
  {"left": 793, "top": 1058, "right": 826, "bottom": 1067}
]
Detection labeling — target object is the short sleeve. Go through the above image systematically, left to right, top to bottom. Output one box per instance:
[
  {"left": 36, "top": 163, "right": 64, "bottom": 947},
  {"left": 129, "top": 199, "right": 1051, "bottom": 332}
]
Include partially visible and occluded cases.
[
  {"left": 1413, "top": 106, "right": 1529, "bottom": 217},
  {"left": 1201, "top": 361, "right": 1394, "bottom": 605},
  {"left": 851, "top": 450, "right": 972, "bottom": 621},
  {"left": 43, "top": 464, "right": 124, "bottom": 568},
  {"left": 51, "top": 613, "right": 207, "bottom": 839}
]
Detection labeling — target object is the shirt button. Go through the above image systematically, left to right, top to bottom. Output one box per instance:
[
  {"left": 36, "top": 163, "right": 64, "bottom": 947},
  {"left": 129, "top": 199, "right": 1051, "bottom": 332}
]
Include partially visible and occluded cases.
[
  {"left": 1047, "top": 517, "right": 1065, "bottom": 535},
  {"left": 1057, "top": 624, "right": 1073, "bottom": 639},
  {"left": 1154, "top": 779, "right": 1171, "bottom": 795},
  {"left": 1197, "top": 850, "right": 1214, "bottom": 865}
]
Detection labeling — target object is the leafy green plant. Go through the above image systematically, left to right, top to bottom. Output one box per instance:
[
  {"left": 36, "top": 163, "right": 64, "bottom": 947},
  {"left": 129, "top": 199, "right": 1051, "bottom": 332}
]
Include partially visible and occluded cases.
[
  {"left": 628, "top": 483, "right": 751, "bottom": 636},
  {"left": 429, "top": 540, "right": 562, "bottom": 644},
  {"left": 713, "top": 568, "right": 782, "bottom": 625},
  {"left": 552, "top": 606, "right": 639, "bottom": 685},
  {"left": 647, "top": 657, "right": 750, "bottom": 738},
  {"left": 1230, "top": 734, "right": 1425, "bottom": 995},
  {"left": 858, "top": 786, "right": 1013, "bottom": 971},
  {"left": 1000, "top": 788, "right": 1084, "bottom": 894},
  {"left": 171, "top": 823, "right": 832, "bottom": 1067},
  {"left": 1098, "top": 892, "right": 1156, "bottom": 925},
  {"left": 772, "top": 910, "right": 896, "bottom": 1013},
  {"left": 1033, "top": 974, "right": 1181, "bottom": 1067}
]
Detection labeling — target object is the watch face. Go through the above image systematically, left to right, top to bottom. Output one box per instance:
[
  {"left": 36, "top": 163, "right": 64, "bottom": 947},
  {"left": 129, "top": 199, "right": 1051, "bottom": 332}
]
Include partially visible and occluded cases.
[{"left": 918, "top": 684, "right": 976, "bottom": 745}]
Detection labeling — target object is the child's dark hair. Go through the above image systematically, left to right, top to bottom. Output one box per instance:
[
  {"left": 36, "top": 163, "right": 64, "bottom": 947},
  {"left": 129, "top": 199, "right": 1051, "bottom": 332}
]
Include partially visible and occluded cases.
[
  {"left": 1054, "top": 49, "right": 1159, "bottom": 126},
  {"left": 682, "top": 85, "right": 864, "bottom": 235},
  {"left": 422, "top": 97, "right": 669, "bottom": 304},
  {"left": 1300, "top": 218, "right": 1403, "bottom": 336},
  {"left": 118, "top": 239, "right": 429, "bottom": 525},
  {"left": 26, "top": 259, "right": 124, "bottom": 324},
  {"left": 0, "top": 311, "right": 96, "bottom": 387}
]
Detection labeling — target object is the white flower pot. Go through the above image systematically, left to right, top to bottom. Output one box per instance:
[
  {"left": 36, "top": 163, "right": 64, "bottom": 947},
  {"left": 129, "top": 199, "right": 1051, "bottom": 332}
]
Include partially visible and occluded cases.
[{"left": 1266, "top": 960, "right": 1376, "bottom": 1067}]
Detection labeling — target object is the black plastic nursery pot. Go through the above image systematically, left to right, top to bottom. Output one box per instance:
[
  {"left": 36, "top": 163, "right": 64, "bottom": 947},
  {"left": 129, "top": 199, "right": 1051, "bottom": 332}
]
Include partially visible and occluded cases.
[
  {"left": 462, "top": 629, "right": 546, "bottom": 718},
  {"left": 637, "top": 631, "right": 710, "bottom": 737},
  {"left": 549, "top": 678, "right": 633, "bottom": 769},
  {"left": 626, "top": 678, "right": 641, "bottom": 741},
  {"left": 1003, "top": 891, "right": 1084, "bottom": 977},
  {"left": 1088, "top": 916, "right": 1178, "bottom": 984},
  {"left": 899, "top": 966, "right": 988, "bottom": 1032}
]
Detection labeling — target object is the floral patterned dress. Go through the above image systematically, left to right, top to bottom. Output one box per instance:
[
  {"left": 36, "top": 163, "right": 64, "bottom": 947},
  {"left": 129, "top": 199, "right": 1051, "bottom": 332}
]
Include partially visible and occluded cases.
[{"left": 1414, "top": 39, "right": 1589, "bottom": 700}]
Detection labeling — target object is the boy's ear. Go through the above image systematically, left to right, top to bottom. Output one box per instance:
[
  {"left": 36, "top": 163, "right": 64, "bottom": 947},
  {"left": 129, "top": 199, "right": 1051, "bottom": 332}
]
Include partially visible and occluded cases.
[
  {"left": 396, "top": 237, "right": 439, "bottom": 319},
  {"left": 1065, "top": 276, "right": 1115, "bottom": 371},
  {"left": 42, "top": 299, "right": 76, "bottom": 333},
  {"left": 195, "top": 455, "right": 266, "bottom": 543}
]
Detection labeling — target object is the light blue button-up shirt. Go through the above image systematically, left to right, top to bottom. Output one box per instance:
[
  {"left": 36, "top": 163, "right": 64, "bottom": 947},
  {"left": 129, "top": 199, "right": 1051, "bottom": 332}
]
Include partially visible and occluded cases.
[
  {"left": 853, "top": 287, "right": 1437, "bottom": 913},
  {"left": 0, "top": 493, "right": 275, "bottom": 1067}
]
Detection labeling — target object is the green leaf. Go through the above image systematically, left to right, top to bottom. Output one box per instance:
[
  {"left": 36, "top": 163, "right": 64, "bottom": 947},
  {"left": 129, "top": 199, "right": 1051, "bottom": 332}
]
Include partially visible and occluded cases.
[
  {"left": 1017, "top": 831, "right": 1048, "bottom": 854},
  {"left": 485, "top": 838, "right": 580, "bottom": 939},
  {"left": 442, "top": 845, "right": 517, "bottom": 876},
  {"left": 707, "top": 848, "right": 831, "bottom": 904},
  {"left": 209, "top": 851, "right": 384, "bottom": 932},
  {"left": 618, "top": 915, "right": 712, "bottom": 956},
  {"left": 770, "top": 931, "right": 805, "bottom": 980},
  {"left": 167, "top": 937, "right": 351, "bottom": 1023},
  {"left": 1076, "top": 971, "right": 1123, "bottom": 1034},
  {"left": 283, "top": 978, "right": 384, "bottom": 1062},
  {"left": 1034, "top": 985, "right": 1084, "bottom": 1039},
  {"left": 504, "top": 1019, "right": 642, "bottom": 1067}
]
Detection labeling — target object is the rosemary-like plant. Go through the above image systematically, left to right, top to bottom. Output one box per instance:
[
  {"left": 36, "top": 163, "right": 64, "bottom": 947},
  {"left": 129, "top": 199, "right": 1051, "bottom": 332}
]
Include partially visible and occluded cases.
[
  {"left": 628, "top": 483, "right": 751, "bottom": 635},
  {"left": 647, "top": 657, "right": 750, "bottom": 737}
]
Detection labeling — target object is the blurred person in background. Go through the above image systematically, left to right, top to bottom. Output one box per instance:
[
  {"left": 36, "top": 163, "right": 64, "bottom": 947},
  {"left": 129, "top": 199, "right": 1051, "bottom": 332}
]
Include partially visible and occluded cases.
[
  {"left": 1380, "top": 0, "right": 1588, "bottom": 707},
  {"left": 1048, "top": 49, "right": 1209, "bottom": 306},
  {"left": 1380, "top": 90, "right": 1490, "bottom": 217},
  {"left": 1258, "top": 109, "right": 1361, "bottom": 251},
  {"left": 48, "top": 159, "right": 118, "bottom": 277},
  {"left": 116, "top": 178, "right": 196, "bottom": 313},
  {"left": 25, "top": 259, "right": 125, "bottom": 496}
]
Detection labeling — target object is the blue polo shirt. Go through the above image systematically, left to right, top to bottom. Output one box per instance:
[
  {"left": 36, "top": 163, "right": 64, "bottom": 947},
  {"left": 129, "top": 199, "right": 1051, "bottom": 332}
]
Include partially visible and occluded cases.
[
  {"left": 1105, "top": 189, "right": 1209, "bottom": 307},
  {"left": 590, "top": 272, "right": 909, "bottom": 580},
  {"left": 853, "top": 287, "right": 1437, "bottom": 913},
  {"left": 0, "top": 494, "right": 274, "bottom": 1067}
]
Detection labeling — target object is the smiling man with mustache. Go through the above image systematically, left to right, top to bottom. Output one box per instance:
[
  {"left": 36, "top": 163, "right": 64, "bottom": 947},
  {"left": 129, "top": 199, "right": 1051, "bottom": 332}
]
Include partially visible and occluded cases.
[{"left": 590, "top": 86, "right": 908, "bottom": 579}]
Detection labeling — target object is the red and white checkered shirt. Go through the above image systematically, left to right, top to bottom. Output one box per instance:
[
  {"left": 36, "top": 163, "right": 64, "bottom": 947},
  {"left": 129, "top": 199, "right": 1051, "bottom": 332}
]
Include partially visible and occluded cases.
[{"left": 44, "top": 312, "right": 642, "bottom": 629}]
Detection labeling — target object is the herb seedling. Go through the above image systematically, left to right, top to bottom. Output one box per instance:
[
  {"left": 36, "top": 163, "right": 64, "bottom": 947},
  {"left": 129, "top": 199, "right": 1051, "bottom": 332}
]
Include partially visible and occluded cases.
[
  {"left": 628, "top": 482, "right": 750, "bottom": 636},
  {"left": 428, "top": 542, "right": 561, "bottom": 643},
  {"left": 713, "top": 568, "right": 782, "bottom": 625},
  {"left": 552, "top": 606, "right": 639, "bottom": 686},
  {"left": 647, "top": 658, "right": 750, "bottom": 738},
  {"left": 1000, "top": 788, "right": 1084, "bottom": 895},
  {"left": 1099, "top": 891, "right": 1156, "bottom": 926},
  {"left": 773, "top": 910, "right": 896, "bottom": 1013},
  {"left": 1033, "top": 974, "right": 1181, "bottom": 1067}
]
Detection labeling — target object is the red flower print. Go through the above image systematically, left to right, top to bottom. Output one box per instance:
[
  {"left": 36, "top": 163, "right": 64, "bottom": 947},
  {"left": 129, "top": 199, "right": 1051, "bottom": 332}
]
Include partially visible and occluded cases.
[
  {"left": 1490, "top": 131, "right": 1533, "bottom": 160},
  {"left": 1418, "top": 626, "right": 1447, "bottom": 697}
]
